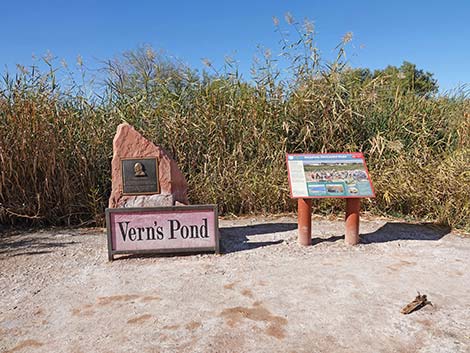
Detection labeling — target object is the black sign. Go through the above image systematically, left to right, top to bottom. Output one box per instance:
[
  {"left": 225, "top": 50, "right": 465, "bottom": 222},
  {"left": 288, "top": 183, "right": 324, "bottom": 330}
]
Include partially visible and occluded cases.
[{"left": 121, "top": 158, "right": 159, "bottom": 195}]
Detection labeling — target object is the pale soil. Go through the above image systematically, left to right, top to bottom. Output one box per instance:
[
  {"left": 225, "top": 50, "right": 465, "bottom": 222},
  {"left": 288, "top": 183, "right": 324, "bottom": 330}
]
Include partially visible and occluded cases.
[{"left": 1, "top": 215, "right": 469, "bottom": 353}]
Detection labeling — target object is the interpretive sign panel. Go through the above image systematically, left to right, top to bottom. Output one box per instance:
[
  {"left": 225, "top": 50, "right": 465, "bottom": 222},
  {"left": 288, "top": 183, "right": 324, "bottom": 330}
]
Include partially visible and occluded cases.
[
  {"left": 286, "top": 153, "right": 375, "bottom": 198},
  {"left": 121, "top": 157, "right": 159, "bottom": 195},
  {"left": 106, "top": 205, "right": 219, "bottom": 260}
]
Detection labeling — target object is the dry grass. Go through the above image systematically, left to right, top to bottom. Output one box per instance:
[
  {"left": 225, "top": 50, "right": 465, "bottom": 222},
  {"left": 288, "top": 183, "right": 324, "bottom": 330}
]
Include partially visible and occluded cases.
[{"left": 1, "top": 17, "right": 469, "bottom": 229}]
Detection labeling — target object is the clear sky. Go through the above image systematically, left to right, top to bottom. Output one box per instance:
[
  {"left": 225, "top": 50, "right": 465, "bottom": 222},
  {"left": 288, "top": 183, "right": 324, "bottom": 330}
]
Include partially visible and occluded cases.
[{"left": 1, "top": 0, "right": 469, "bottom": 93}]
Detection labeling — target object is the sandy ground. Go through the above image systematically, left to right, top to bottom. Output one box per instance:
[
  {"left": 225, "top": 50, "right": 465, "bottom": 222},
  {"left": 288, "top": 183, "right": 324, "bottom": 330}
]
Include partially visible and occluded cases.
[{"left": 1, "top": 214, "right": 469, "bottom": 353}]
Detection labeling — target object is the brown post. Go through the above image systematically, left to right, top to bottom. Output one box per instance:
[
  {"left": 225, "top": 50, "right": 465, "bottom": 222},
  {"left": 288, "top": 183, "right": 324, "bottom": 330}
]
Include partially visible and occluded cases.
[
  {"left": 298, "top": 198, "right": 312, "bottom": 246},
  {"left": 345, "top": 198, "right": 361, "bottom": 245}
]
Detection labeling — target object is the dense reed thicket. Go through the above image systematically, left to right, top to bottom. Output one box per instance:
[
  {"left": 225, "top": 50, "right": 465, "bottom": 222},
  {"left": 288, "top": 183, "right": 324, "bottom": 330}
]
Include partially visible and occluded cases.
[{"left": 1, "top": 17, "right": 469, "bottom": 229}]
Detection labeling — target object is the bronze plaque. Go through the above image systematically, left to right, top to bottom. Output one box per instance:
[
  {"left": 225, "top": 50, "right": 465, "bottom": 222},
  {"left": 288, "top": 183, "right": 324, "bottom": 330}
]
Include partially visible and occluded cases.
[{"left": 122, "top": 158, "right": 159, "bottom": 195}]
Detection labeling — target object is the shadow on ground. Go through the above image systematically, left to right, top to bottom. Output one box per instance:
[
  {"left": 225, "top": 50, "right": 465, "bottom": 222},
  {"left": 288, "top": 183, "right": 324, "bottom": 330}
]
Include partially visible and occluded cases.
[
  {"left": 0, "top": 221, "right": 452, "bottom": 259},
  {"left": 304, "top": 222, "right": 451, "bottom": 246},
  {"left": 361, "top": 222, "right": 451, "bottom": 244},
  {"left": 110, "top": 223, "right": 297, "bottom": 260},
  {"left": 220, "top": 223, "right": 296, "bottom": 253},
  {"left": 220, "top": 223, "right": 297, "bottom": 254},
  {"left": 0, "top": 234, "right": 78, "bottom": 257},
  {"left": 311, "top": 235, "right": 344, "bottom": 246}
]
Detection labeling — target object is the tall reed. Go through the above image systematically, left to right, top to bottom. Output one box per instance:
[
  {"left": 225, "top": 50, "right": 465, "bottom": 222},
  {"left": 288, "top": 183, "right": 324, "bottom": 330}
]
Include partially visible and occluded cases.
[{"left": 1, "top": 15, "right": 469, "bottom": 229}]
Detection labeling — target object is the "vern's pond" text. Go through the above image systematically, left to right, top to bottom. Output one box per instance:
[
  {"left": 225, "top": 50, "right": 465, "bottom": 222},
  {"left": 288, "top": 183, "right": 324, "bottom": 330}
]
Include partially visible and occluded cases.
[{"left": 117, "top": 219, "right": 209, "bottom": 241}]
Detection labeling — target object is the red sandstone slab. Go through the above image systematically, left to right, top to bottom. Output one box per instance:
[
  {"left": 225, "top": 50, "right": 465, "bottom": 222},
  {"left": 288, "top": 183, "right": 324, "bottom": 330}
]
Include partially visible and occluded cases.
[
  {"left": 109, "top": 123, "right": 188, "bottom": 208},
  {"left": 105, "top": 205, "right": 219, "bottom": 260}
]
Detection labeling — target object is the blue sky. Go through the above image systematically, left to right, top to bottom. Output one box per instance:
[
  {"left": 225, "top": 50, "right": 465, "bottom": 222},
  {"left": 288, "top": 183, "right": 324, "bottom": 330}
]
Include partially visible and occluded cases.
[{"left": 1, "top": 0, "right": 469, "bottom": 92}]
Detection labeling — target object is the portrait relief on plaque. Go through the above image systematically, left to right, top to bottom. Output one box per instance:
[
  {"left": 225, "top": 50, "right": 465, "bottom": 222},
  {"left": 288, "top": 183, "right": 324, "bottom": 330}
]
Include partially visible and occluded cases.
[
  {"left": 121, "top": 157, "right": 160, "bottom": 195},
  {"left": 133, "top": 162, "right": 146, "bottom": 177}
]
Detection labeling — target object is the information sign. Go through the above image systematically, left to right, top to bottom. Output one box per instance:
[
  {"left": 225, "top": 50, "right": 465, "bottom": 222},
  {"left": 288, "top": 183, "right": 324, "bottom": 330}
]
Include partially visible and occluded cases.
[{"left": 286, "top": 153, "right": 375, "bottom": 198}]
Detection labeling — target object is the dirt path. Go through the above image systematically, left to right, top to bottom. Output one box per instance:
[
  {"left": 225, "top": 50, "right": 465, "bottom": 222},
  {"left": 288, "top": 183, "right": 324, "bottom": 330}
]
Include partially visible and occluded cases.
[{"left": 1, "top": 215, "right": 469, "bottom": 353}]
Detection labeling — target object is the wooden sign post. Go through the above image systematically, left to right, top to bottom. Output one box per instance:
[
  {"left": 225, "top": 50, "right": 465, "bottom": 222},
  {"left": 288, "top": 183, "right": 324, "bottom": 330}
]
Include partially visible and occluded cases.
[{"left": 286, "top": 153, "right": 375, "bottom": 246}]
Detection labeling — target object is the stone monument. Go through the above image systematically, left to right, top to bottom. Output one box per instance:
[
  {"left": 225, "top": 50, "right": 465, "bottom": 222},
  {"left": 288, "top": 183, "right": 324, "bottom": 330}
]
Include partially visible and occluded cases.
[
  {"left": 106, "top": 123, "right": 219, "bottom": 260},
  {"left": 109, "top": 123, "right": 188, "bottom": 208}
]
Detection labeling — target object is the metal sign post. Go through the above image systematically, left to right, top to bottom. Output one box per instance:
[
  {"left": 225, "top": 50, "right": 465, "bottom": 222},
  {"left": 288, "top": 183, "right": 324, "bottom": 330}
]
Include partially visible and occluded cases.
[
  {"left": 297, "top": 198, "right": 312, "bottom": 246},
  {"left": 345, "top": 198, "right": 361, "bottom": 245}
]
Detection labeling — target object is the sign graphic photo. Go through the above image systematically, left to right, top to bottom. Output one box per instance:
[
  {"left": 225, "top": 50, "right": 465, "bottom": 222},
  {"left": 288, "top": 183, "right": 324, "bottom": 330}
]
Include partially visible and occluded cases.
[{"left": 286, "top": 153, "right": 375, "bottom": 198}]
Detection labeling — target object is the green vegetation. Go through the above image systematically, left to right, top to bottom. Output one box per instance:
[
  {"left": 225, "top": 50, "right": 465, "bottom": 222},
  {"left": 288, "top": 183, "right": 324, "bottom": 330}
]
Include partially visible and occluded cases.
[{"left": 1, "top": 16, "right": 469, "bottom": 229}]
